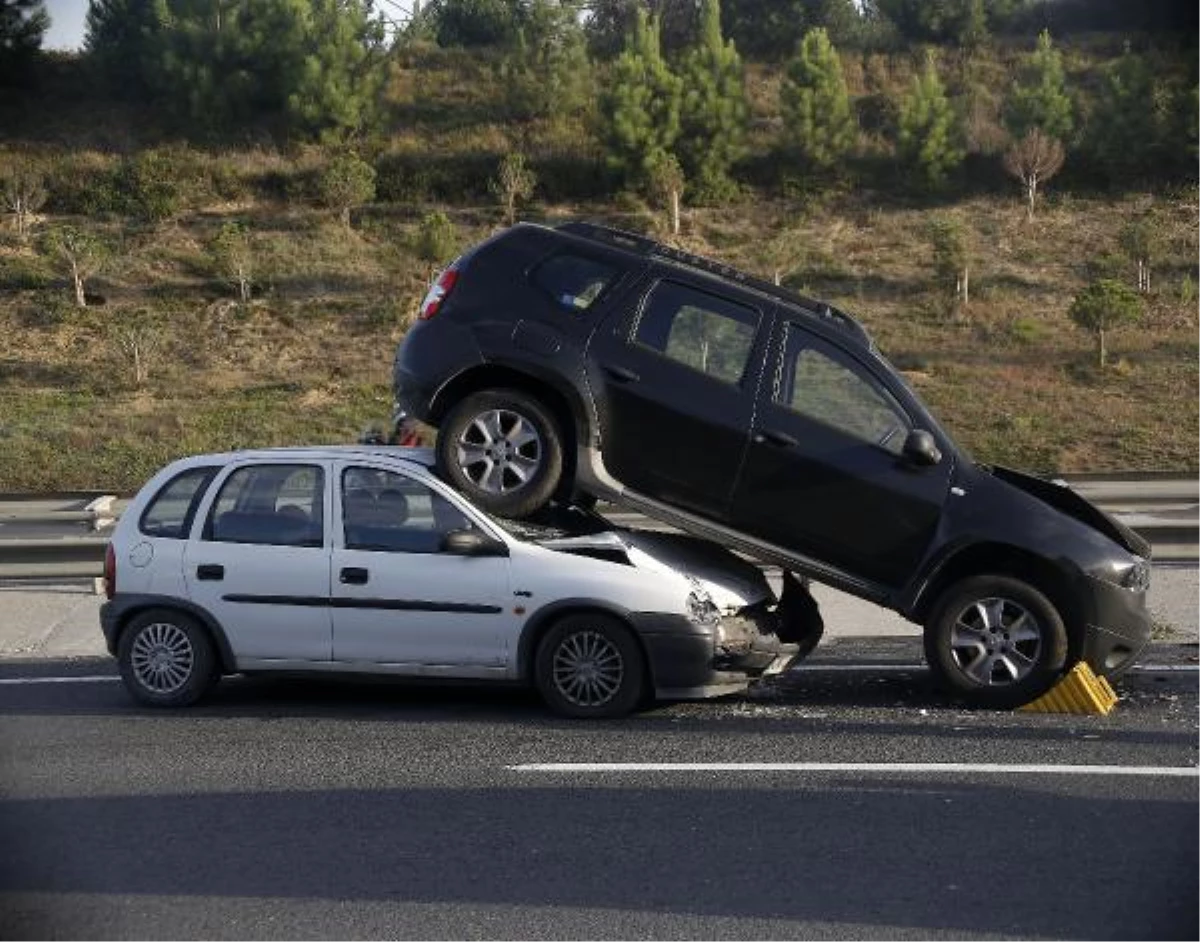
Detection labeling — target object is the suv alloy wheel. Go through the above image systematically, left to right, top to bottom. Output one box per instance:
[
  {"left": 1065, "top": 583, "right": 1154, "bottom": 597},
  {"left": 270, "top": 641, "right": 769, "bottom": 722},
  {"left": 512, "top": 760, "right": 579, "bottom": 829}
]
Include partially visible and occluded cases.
[{"left": 436, "top": 388, "right": 565, "bottom": 518}]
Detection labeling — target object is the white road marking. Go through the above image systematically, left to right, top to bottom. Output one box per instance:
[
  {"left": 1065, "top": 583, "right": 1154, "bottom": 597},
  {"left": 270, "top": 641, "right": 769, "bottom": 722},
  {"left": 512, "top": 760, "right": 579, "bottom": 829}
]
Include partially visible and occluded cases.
[
  {"left": 796, "top": 663, "right": 1199, "bottom": 673},
  {"left": 0, "top": 675, "right": 119, "bottom": 685},
  {"left": 510, "top": 762, "right": 1200, "bottom": 776}
]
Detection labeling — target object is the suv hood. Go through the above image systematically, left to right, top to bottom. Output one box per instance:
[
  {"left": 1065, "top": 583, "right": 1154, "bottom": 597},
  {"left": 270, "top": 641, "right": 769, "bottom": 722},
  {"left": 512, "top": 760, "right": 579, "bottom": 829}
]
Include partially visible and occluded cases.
[
  {"left": 989, "top": 465, "right": 1151, "bottom": 558},
  {"left": 537, "top": 529, "right": 773, "bottom": 613}
]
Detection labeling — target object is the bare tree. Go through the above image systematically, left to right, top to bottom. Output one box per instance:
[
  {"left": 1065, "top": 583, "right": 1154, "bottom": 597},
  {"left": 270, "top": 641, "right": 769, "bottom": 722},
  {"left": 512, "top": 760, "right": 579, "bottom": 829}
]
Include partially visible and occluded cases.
[
  {"left": 1003, "top": 129, "right": 1065, "bottom": 221},
  {"left": 489, "top": 153, "right": 537, "bottom": 227},
  {"left": 2, "top": 159, "right": 46, "bottom": 240},
  {"left": 1120, "top": 216, "right": 1160, "bottom": 293},
  {"left": 44, "top": 225, "right": 107, "bottom": 307},
  {"left": 761, "top": 228, "right": 807, "bottom": 286},
  {"left": 110, "top": 311, "right": 167, "bottom": 387}
]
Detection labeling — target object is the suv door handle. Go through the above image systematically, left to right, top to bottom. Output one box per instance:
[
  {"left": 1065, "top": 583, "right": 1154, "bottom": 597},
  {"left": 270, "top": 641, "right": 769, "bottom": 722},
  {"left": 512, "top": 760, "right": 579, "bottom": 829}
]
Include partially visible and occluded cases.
[
  {"left": 603, "top": 365, "right": 640, "bottom": 384},
  {"left": 753, "top": 429, "right": 798, "bottom": 449},
  {"left": 196, "top": 564, "right": 224, "bottom": 581},
  {"left": 340, "top": 567, "right": 369, "bottom": 585}
]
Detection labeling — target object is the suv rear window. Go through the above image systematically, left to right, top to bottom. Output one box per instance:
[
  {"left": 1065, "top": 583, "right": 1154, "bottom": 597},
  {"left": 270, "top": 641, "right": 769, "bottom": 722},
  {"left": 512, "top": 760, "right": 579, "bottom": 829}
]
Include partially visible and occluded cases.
[
  {"left": 532, "top": 254, "right": 618, "bottom": 312},
  {"left": 139, "top": 466, "right": 219, "bottom": 539}
]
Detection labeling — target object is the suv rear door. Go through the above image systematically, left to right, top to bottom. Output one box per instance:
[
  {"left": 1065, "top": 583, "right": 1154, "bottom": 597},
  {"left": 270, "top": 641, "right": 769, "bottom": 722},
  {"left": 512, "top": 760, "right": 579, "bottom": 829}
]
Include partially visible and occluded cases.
[
  {"left": 585, "top": 274, "right": 770, "bottom": 517},
  {"left": 730, "top": 318, "right": 952, "bottom": 591}
]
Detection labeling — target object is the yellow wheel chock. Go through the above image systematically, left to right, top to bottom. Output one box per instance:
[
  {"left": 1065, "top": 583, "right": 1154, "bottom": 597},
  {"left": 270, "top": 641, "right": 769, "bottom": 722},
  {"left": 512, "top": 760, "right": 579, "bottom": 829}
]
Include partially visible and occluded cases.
[{"left": 1018, "top": 661, "right": 1119, "bottom": 716}]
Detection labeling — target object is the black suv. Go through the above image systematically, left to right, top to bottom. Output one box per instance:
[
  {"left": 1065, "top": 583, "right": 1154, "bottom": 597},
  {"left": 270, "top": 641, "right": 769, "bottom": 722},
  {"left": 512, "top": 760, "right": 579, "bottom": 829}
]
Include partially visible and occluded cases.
[{"left": 392, "top": 221, "right": 1151, "bottom": 707}]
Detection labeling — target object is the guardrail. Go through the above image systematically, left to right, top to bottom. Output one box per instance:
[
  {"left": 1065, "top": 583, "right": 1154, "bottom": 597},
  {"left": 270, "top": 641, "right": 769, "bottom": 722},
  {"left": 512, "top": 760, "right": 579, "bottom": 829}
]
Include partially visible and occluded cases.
[{"left": 0, "top": 476, "right": 1195, "bottom": 582}]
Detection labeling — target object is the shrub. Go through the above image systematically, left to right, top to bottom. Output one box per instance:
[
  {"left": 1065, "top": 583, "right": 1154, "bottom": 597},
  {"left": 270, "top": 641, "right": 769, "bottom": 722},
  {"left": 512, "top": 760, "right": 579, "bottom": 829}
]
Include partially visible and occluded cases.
[
  {"left": 317, "top": 153, "right": 377, "bottom": 227},
  {"left": 414, "top": 211, "right": 459, "bottom": 263},
  {"left": 1068, "top": 278, "right": 1143, "bottom": 369}
]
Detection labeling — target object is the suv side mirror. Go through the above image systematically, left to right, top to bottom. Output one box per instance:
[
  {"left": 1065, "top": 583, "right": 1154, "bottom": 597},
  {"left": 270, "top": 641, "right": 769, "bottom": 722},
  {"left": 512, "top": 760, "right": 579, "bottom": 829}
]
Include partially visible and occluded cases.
[
  {"left": 901, "top": 429, "right": 942, "bottom": 467},
  {"left": 441, "top": 528, "right": 509, "bottom": 557}
]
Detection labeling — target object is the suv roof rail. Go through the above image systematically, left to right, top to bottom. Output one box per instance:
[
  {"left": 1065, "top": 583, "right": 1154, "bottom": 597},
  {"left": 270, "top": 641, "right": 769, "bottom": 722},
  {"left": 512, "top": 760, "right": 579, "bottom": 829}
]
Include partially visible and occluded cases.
[{"left": 556, "top": 220, "right": 872, "bottom": 346}]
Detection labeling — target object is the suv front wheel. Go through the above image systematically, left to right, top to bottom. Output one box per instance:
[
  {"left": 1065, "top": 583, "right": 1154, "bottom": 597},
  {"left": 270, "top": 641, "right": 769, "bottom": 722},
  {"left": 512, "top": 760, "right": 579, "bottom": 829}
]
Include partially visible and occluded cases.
[
  {"left": 437, "top": 388, "right": 564, "bottom": 518},
  {"left": 924, "top": 575, "right": 1068, "bottom": 709}
]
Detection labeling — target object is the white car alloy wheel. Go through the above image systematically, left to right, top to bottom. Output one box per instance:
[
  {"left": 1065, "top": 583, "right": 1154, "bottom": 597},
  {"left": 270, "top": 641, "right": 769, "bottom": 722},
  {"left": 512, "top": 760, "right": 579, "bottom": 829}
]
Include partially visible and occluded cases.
[
  {"left": 118, "top": 609, "right": 218, "bottom": 707},
  {"left": 535, "top": 614, "right": 646, "bottom": 718},
  {"left": 130, "top": 621, "right": 196, "bottom": 695},
  {"left": 552, "top": 629, "right": 625, "bottom": 708}
]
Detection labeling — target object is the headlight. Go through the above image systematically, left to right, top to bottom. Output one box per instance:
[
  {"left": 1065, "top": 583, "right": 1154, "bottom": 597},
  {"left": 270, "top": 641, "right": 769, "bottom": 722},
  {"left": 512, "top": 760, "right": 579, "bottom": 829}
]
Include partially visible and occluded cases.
[
  {"left": 1094, "top": 557, "right": 1150, "bottom": 592},
  {"left": 1121, "top": 558, "right": 1151, "bottom": 592},
  {"left": 686, "top": 589, "right": 721, "bottom": 628}
]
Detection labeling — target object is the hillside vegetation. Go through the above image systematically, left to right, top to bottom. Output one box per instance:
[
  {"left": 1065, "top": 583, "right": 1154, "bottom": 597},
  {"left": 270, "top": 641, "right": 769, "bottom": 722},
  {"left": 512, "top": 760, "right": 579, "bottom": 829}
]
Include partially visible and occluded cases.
[{"left": 0, "top": 3, "right": 1196, "bottom": 492}]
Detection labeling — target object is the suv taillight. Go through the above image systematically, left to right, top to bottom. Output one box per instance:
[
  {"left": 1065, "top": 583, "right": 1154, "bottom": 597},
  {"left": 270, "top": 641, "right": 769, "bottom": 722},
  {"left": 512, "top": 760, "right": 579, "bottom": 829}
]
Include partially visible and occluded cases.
[
  {"left": 418, "top": 266, "right": 459, "bottom": 320},
  {"left": 103, "top": 543, "right": 115, "bottom": 600}
]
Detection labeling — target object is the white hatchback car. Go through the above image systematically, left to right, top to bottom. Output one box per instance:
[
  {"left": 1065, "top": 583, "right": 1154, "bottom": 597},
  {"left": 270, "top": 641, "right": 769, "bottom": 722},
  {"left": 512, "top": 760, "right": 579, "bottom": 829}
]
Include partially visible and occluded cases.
[{"left": 101, "top": 447, "right": 811, "bottom": 717}]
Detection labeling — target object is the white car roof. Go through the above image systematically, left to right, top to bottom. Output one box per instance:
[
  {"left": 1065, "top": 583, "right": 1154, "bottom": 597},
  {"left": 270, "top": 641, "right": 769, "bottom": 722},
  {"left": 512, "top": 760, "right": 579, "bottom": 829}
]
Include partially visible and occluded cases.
[{"left": 168, "top": 445, "right": 437, "bottom": 469}]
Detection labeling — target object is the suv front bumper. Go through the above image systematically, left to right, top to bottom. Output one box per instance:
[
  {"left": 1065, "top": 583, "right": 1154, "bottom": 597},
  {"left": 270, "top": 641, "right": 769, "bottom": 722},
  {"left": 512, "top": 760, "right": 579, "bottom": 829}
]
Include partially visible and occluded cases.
[{"left": 1078, "top": 573, "right": 1152, "bottom": 678}]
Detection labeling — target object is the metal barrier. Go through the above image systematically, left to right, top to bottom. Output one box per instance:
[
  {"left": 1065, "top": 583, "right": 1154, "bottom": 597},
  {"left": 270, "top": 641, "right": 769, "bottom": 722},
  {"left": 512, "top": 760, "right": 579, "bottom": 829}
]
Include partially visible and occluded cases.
[{"left": 0, "top": 477, "right": 1196, "bottom": 581}]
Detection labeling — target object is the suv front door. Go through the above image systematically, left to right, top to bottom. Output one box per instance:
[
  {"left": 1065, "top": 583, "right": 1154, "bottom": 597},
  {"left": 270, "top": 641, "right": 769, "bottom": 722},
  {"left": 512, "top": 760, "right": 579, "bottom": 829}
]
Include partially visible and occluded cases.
[
  {"left": 586, "top": 276, "right": 769, "bottom": 517},
  {"left": 730, "top": 321, "right": 952, "bottom": 591}
]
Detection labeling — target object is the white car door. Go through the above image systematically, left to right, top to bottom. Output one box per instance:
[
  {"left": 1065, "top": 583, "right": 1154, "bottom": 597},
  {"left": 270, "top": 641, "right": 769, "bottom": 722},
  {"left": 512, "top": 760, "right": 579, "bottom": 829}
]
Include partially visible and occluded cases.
[
  {"left": 184, "top": 461, "right": 333, "bottom": 663},
  {"left": 330, "top": 461, "right": 517, "bottom": 672}
]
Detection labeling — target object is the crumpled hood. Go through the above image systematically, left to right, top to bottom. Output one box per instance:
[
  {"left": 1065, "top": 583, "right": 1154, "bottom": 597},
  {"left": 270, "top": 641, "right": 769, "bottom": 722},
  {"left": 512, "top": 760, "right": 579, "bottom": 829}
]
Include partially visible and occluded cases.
[
  {"left": 989, "top": 465, "right": 1151, "bottom": 558},
  {"left": 537, "top": 528, "right": 773, "bottom": 612}
]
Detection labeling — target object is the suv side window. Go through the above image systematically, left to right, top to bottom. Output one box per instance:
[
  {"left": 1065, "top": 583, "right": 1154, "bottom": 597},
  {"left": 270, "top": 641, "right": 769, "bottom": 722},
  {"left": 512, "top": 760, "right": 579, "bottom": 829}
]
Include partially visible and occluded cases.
[
  {"left": 531, "top": 254, "right": 618, "bottom": 312},
  {"left": 633, "top": 280, "right": 760, "bottom": 385},
  {"left": 780, "top": 326, "right": 910, "bottom": 453},
  {"left": 205, "top": 464, "right": 325, "bottom": 547},
  {"left": 139, "top": 466, "right": 218, "bottom": 539},
  {"left": 342, "top": 467, "right": 474, "bottom": 553}
]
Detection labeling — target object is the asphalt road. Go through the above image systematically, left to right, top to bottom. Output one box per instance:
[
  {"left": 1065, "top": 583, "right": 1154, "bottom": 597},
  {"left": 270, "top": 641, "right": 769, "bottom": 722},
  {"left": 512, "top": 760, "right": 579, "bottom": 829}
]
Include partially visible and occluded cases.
[{"left": 2, "top": 641, "right": 1196, "bottom": 941}]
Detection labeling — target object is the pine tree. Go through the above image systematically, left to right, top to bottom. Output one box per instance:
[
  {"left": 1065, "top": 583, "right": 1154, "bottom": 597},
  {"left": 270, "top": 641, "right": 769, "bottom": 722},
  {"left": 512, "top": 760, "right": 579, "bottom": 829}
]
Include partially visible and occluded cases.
[
  {"left": 0, "top": 0, "right": 49, "bottom": 85},
  {"left": 85, "top": 0, "right": 386, "bottom": 138},
  {"left": 498, "top": 0, "right": 592, "bottom": 122},
  {"left": 677, "top": 0, "right": 746, "bottom": 197},
  {"left": 602, "top": 9, "right": 683, "bottom": 186},
  {"left": 780, "top": 28, "right": 857, "bottom": 173},
  {"left": 1005, "top": 29, "right": 1073, "bottom": 142},
  {"left": 1087, "top": 46, "right": 1173, "bottom": 181},
  {"left": 897, "top": 53, "right": 964, "bottom": 188},
  {"left": 1068, "top": 279, "right": 1143, "bottom": 369}
]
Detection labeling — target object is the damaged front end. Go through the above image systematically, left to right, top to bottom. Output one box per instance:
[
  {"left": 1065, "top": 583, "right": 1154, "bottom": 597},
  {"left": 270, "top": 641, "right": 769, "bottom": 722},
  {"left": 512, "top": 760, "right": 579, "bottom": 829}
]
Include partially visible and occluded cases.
[{"left": 524, "top": 508, "right": 826, "bottom": 679}]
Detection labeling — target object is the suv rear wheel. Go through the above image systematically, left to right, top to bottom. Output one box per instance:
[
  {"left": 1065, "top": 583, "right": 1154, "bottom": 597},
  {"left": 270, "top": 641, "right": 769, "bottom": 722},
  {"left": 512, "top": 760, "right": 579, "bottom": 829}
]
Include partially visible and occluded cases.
[
  {"left": 437, "top": 388, "right": 564, "bottom": 518},
  {"left": 924, "top": 575, "right": 1068, "bottom": 709}
]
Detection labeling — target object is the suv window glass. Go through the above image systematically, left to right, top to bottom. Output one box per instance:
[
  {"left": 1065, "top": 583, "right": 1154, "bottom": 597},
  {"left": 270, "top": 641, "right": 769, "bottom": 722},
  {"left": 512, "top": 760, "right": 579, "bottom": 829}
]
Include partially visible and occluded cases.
[
  {"left": 532, "top": 254, "right": 618, "bottom": 312},
  {"left": 634, "top": 281, "right": 759, "bottom": 385},
  {"left": 780, "top": 327, "right": 909, "bottom": 452},
  {"left": 206, "top": 464, "right": 324, "bottom": 547},
  {"left": 139, "top": 466, "right": 218, "bottom": 539},
  {"left": 342, "top": 468, "right": 474, "bottom": 553}
]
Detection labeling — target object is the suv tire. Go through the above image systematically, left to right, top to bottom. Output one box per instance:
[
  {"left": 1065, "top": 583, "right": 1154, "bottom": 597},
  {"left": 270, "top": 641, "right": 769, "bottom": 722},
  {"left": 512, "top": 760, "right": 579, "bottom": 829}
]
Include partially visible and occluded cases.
[
  {"left": 437, "top": 389, "right": 564, "bottom": 519},
  {"left": 924, "top": 575, "right": 1068, "bottom": 709},
  {"left": 117, "top": 608, "right": 219, "bottom": 707},
  {"left": 535, "top": 614, "right": 645, "bottom": 718}
]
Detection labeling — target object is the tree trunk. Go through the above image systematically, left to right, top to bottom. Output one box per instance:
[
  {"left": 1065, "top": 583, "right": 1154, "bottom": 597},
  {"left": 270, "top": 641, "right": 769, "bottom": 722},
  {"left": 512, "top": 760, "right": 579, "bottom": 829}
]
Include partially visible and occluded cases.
[
  {"left": 1026, "top": 175, "right": 1037, "bottom": 221},
  {"left": 669, "top": 188, "right": 680, "bottom": 236},
  {"left": 71, "top": 261, "right": 86, "bottom": 307},
  {"left": 962, "top": 264, "right": 969, "bottom": 307},
  {"left": 773, "top": 269, "right": 782, "bottom": 286},
  {"left": 1098, "top": 328, "right": 1107, "bottom": 369}
]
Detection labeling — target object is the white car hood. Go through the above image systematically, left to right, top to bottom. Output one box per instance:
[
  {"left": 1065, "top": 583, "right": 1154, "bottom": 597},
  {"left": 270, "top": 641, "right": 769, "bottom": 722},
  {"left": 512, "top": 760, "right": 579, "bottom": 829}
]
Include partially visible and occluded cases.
[{"left": 537, "top": 529, "right": 772, "bottom": 614}]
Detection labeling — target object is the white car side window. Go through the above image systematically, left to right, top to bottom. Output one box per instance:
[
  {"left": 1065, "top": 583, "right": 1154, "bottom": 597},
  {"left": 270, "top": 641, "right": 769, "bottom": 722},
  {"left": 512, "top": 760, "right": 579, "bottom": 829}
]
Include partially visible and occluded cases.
[{"left": 342, "top": 468, "right": 474, "bottom": 553}]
